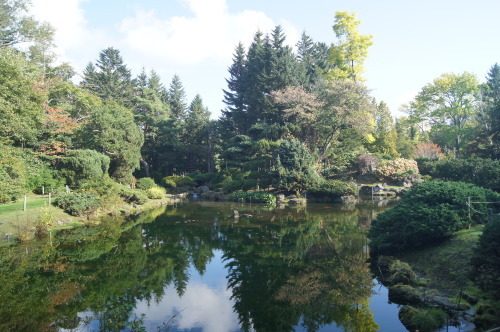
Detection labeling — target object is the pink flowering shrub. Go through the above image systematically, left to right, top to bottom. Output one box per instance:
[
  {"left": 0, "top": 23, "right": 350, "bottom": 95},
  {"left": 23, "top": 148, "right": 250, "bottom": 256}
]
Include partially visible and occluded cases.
[{"left": 374, "top": 158, "right": 419, "bottom": 180}]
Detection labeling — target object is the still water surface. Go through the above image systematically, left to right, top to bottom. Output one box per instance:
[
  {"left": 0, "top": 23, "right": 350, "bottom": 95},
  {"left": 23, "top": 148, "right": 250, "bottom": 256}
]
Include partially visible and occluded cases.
[{"left": 1, "top": 200, "right": 414, "bottom": 331}]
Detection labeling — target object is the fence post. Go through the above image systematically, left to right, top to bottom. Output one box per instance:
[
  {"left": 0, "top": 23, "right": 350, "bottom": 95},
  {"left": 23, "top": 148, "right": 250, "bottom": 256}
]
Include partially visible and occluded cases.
[
  {"left": 66, "top": 185, "right": 70, "bottom": 194},
  {"left": 42, "top": 186, "right": 45, "bottom": 196},
  {"left": 48, "top": 193, "right": 51, "bottom": 205},
  {"left": 23, "top": 195, "right": 27, "bottom": 211},
  {"left": 467, "top": 197, "right": 471, "bottom": 220}
]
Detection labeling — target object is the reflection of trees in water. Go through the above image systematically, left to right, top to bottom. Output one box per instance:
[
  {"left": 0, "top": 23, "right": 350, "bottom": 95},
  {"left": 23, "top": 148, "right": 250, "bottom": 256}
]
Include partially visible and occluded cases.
[
  {"left": 0, "top": 202, "right": 384, "bottom": 331},
  {"left": 221, "top": 212, "right": 377, "bottom": 331}
]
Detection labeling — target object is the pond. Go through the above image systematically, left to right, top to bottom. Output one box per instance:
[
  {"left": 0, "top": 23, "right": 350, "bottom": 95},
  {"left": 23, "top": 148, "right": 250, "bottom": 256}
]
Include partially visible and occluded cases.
[{"left": 0, "top": 200, "right": 451, "bottom": 331}]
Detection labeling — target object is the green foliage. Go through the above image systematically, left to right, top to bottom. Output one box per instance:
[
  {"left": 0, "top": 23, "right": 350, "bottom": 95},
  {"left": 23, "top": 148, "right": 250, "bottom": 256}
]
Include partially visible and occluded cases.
[
  {"left": 327, "top": 11, "right": 373, "bottom": 82},
  {"left": 0, "top": 47, "right": 47, "bottom": 146},
  {"left": 81, "top": 47, "right": 134, "bottom": 105},
  {"left": 405, "top": 72, "right": 480, "bottom": 157},
  {"left": 78, "top": 105, "right": 143, "bottom": 184},
  {"left": 275, "top": 139, "right": 321, "bottom": 193},
  {"left": 0, "top": 144, "right": 27, "bottom": 202},
  {"left": 59, "top": 149, "right": 110, "bottom": 186},
  {"left": 418, "top": 158, "right": 500, "bottom": 191},
  {"left": 26, "top": 164, "right": 65, "bottom": 194},
  {"left": 189, "top": 172, "right": 216, "bottom": 186},
  {"left": 162, "top": 175, "right": 196, "bottom": 188},
  {"left": 136, "top": 177, "right": 156, "bottom": 190},
  {"left": 163, "top": 179, "right": 176, "bottom": 189},
  {"left": 307, "top": 180, "right": 358, "bottom": 202},
  {"left": 368, "top": 181, "right": 500, "bottom": 253},
  {"left": 145, "top": 186, "right": 166, "bottom": 199},
  {"left": 118, "top": 187, "right": 148, "bottom": 205},
  {"left": 227, "top": 191, "right": 276, "bottom": 204},
  {"left": 54, "top": 193, "right": 100, "bottom": 216},
  {"left": 472, "top": 217, "right": 500, "bottom": 300},
  {"left": 399, "top": 306, "right": 447, "bottom": 332}
]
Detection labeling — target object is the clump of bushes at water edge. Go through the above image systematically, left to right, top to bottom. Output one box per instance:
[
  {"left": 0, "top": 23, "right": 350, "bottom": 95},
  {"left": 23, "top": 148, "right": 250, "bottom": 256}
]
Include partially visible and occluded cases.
[
  {"left": 307, "top": 180, "right": 358, "bottom": 202},
  {"left": 368, "top": 181, "right": 500, "bottom": 253},
  {"left": 227, "top": 191, "right": 275, "bottom": 204},
  {"left": 54, "top": 193, "right": 100, "bottom": 216}
]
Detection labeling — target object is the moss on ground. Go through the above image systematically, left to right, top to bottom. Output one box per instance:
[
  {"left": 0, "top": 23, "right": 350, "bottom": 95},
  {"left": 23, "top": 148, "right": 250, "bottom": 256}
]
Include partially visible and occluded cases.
[{"left": 397, "top": 226, "right": 484, "bottom": 294}]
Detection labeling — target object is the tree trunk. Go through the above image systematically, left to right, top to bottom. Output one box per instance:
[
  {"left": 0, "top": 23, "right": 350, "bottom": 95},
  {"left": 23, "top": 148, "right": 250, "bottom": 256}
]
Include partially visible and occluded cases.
[{"left": 140, "top": 157, "right": 150, "bottom": 178}]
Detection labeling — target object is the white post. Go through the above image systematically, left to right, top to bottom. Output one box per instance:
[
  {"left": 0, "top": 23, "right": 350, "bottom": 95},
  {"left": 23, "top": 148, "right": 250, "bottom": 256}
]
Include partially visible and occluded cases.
[
  {"left": 66, "top": 185, "right": 70, "bottom": 194},
  {"left": 42, "top": 186, "right": 45, "bottom": 196},
  {"left": 48, "top": 193, "right": 51, "bottom": 205},
  {"left": 23, "top": 195, "right": 27, "bottom": 211}
]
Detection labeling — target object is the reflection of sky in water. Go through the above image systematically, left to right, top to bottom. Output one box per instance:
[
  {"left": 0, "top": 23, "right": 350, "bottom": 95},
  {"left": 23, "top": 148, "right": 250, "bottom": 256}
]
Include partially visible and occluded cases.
[
  {"left": 135, "top": 249, "right": 241, "bottom": 332},
  {"left": 69, "top": 251, "right": 433, "bottom": 332}
]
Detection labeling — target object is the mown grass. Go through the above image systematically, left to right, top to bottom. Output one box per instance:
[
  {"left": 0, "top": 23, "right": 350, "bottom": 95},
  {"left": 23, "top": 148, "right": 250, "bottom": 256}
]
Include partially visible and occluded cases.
[
  {"left": 0, "top": 196, "right": 74, "bottom": 241},
  {"left": 0, "top": 197, "right": 48, "bottom": 214},
  {"left": 397, "top": 226, "right": 484, "bottom": 295}
]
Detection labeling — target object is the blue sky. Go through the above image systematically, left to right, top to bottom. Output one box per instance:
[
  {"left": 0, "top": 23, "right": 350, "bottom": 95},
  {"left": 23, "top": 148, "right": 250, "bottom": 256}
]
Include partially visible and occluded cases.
[{"left": 30, "top": 0, "right": 500, "bottom": 119}]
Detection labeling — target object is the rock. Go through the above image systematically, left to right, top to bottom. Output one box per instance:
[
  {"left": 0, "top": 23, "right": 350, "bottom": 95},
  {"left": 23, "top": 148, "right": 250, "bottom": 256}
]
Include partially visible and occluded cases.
[
  {"left": 373, "top": 184, "right": 388, "bottom": 192},
  {"left": 196, "top": 186, "right": 210, "bottom": 194},
  {"left": 276, "top": 194, "right": 285, "bottom": 202},
  {"left": 340, "top": 195, "right": 356, "bottom": 203},
  {"left": 289, "top": 198, "right": 307, "bottom": 205},
  {"left": 233, "top": 210, "right": 239, "bottom": 218},
  {"left": 241, "top": 214, "right": 252, "bottom": 218},
  {"left": 389, "top": 285, "right": 424, "bottom": 305},
  {"left": 428, "top": 296, "right": 469, "bottom": 311}
]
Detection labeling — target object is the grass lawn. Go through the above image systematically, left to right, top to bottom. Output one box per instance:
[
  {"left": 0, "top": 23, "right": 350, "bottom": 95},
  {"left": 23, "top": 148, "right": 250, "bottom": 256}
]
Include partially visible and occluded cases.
[
  {"left": 0, "top": 196, "right": 74, "bottom": 241},
  {"left": 0, "top": 197, "right": 49, "bottom": 214}
]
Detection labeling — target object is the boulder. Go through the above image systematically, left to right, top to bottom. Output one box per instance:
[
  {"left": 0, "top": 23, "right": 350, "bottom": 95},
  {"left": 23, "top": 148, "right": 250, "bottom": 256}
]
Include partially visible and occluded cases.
[
  {"left": 196, "top": 186, "right": 210, "bottom": 194},
  {"left": 276, "top": 194, "right": 286, "bottom": 203},
  {"left": 340, "top": 195, "right": 357, "bottom": 203}
]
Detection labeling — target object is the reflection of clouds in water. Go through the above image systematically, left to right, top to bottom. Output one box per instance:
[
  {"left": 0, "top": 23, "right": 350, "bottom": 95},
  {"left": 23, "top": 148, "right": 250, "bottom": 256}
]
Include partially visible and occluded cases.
[{"left": 135, "top": 282, "right": 239, "bottom": 332}]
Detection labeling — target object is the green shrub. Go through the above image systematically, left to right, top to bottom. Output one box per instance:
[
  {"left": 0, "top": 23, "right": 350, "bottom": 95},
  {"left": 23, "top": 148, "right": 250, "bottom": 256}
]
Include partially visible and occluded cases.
[
  {"left": 274, "top": 139, "right": 321, "bottom": 193},
  {"left": 0, "top": 144, "right": 28, "bottom": 203},
  {"left": 59, "top": 149, "right": 110, "bottom": 186},
  {"left": 418, "top": 158, "right": 500, "bottom": 191},
  {"left": 26, "top": 165, "right": 65, "bottom": 194},
  {"left": 189, "top": 172, "right": 215, "bottom": 186},
  {"left": 162, "top": 175, "right": 196, "bottom": 188},
  {"left": 136, "top": 177, "right": 156, "bottom": 190},
  {"left": 221, "top": 177, "right": 244, "bottom": 193},
  {"left": 163, "top": 179, "right": 176, "bottom": 189},
  {"left": 307, "top": 180, "right": 358, "bottom": 202},
  {"left": 368, "top": 181, "right": 500, "bottom": 253},
  {"left": 145, "top": 186, "right": 166, "bottom": 199},
  {"left": 119, "top": 187, "right": 148, "bottom": 205},
  {"left": 227, "top": 191, "right": 276, "bottom": 204},
  {"left": 54, "top": 193, "right": 100, "bottom": 216},
  {"left": 472, "top": 216, "right": 500, "bottom": 300},
  {"left": 399, "top": 306, "right": 447, "bottom": 332}
]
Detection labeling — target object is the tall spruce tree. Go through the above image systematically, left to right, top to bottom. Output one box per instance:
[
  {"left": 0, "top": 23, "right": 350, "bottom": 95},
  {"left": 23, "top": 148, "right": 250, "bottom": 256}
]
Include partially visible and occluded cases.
[
  {"left": 222, "top": 43, "right": 247, "bottom": 135},
  {"left": 81, "top": 47, "right": 134, "bottom": 106},
  {"left": 478, "top": 64, "right": 500, "bottom": 159},
  {"left": 133, "top": 69, "right": 170, "bottom": 176},
  {"left": 168, "top": 74, "right": 188, "bottom": 122},
  {"left": 183, "top": 94, "right": 211, "bottom": 172}
]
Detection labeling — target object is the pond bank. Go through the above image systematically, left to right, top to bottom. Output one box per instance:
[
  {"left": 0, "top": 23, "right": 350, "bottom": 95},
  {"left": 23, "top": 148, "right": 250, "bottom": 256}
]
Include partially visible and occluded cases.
[{"left": 374, "top": 226, "right": 497, "bottom": 331}]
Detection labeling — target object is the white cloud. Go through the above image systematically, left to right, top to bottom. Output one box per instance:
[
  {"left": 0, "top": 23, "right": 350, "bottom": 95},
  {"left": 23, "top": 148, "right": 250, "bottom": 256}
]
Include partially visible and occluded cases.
[
  {"left": 30, "top": 0, "right": 89, "bottom": 60},
  {"left": 118, "top": 0, "right": 294, "bottom": 65},
  {"left": 136, "top": 282, "right": 239, "bottom": 332}
]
